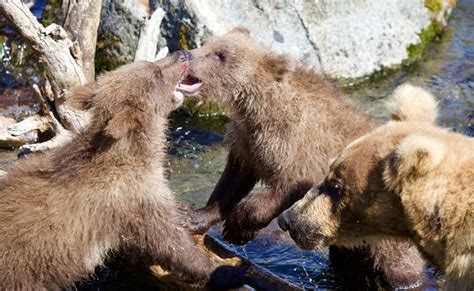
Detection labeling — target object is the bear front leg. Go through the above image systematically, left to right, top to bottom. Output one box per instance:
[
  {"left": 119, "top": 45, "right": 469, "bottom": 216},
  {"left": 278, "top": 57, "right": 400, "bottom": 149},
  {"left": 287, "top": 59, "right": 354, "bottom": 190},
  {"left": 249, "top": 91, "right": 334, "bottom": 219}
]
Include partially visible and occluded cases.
[
  {"left": 182, "top": 152, "right": 258, "bottom": 234},
  {"left": 223, "top": 182, "right": 311, "bottom": 245},
  {"left": 130, "top": 209, "right": 246, "bottom": 288},
  {"left": 156, "top": 229, "right": 246, "bottom": 288},
  {"left": 328, "top": 240, "right": 425, "bottom": 289}
]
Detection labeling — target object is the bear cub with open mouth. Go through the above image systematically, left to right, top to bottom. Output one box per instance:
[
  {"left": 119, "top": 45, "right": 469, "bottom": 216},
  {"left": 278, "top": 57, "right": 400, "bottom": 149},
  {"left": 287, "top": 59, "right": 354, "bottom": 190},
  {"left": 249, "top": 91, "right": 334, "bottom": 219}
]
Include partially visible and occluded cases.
[{"left": 0, "top": 52, "right": 240, "bottom": 289}]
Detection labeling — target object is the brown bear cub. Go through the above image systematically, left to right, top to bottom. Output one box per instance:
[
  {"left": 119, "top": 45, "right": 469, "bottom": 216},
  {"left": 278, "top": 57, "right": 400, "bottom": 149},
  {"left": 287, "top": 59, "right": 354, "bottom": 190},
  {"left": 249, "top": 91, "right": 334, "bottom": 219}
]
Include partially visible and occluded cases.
[
  {"left": 177, "top": 27, "right": 425, "bottom": 287},
  {"left": 0, "top": 53, "right": 240, "bottom": 289},
  {"left": 279, "top": 84, "right": 474, "bottom": 290}
]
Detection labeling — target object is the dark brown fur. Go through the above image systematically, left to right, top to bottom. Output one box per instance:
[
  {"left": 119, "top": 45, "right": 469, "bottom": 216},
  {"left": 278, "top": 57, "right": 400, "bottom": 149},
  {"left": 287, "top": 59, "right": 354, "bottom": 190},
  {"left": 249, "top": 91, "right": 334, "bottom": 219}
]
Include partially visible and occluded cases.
[
  {"left": 182, "top": 28, "right": 425, "bottom": 288},
  {"left": 0, "top": 54, "right": 231, "bottom": 289}
]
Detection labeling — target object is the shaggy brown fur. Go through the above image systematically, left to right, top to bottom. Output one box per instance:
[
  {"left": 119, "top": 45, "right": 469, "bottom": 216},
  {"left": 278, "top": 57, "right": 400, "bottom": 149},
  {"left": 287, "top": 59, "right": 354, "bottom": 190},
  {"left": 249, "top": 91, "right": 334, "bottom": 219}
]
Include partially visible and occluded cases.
[
  {"left": 178, "top": 28, "right": 426, "bottom": 288},
  {"left": 0, "top": 53, "right": 234, "bottom": 289},
  {"left": 280, "top": 84, "right": 474, "bottom": 290}
]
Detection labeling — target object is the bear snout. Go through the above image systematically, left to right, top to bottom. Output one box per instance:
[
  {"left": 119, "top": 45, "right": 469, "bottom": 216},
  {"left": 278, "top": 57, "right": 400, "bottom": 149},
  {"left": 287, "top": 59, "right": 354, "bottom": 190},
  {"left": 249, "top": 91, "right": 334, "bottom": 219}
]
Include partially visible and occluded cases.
[
  {"left": 175, "top": 50, "right": 193, "bottom": 62},
  {"left": 278, "top": 211, "right": 290, "bottom": 231}
]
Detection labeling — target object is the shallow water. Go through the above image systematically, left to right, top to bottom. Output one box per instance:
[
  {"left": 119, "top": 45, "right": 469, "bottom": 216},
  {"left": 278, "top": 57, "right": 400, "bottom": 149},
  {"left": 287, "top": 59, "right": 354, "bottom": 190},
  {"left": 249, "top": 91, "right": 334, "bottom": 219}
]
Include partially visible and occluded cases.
[{"left": 0, "top": 0, "right": 472, "bottom": 289}]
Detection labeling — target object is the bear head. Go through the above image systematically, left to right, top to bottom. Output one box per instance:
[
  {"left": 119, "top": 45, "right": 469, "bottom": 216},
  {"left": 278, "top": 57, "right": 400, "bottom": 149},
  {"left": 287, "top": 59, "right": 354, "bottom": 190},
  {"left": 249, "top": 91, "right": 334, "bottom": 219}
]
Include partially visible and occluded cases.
[
  {"left": 177, "top": 27, "right": 291, "bottom": 104},
  {"left": 67, "top": 52, "right": 190, "bottom": 140},
  {"left": 278, "top": 84, "right": 447, "bottom": 250}
]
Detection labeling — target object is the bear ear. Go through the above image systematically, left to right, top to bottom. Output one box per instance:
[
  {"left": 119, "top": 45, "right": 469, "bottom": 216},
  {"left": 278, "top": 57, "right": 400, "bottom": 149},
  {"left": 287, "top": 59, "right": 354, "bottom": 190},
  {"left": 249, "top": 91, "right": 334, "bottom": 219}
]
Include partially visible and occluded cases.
[
  {"left": 230, "top": 26, "right": 251, "bottom": 35},
  {"left": 261, "top": 54, "right": 289, "bottom": 82},
  {"left": 65, "top": 83, "right": 95, "bottom": 110},
  {"left": 385, "top": 83, "right": 438, "bottom": 123},
  {"left": 105, "top": 106, "right": 144, "bottom": 139},
  {"left": 384, "top": 134, "right": 446, "bottom": 190}
]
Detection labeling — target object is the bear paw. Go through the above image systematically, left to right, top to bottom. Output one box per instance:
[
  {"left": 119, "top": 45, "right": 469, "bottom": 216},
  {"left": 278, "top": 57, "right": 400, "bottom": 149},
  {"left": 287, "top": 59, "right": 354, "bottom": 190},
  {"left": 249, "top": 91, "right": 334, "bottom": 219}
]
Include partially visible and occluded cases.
[
  {"left": 222, "top": 198, "right": 272, "bottom": 245},
  {"left": 177, "top": 202, "right": 221, "bottom": 235}
]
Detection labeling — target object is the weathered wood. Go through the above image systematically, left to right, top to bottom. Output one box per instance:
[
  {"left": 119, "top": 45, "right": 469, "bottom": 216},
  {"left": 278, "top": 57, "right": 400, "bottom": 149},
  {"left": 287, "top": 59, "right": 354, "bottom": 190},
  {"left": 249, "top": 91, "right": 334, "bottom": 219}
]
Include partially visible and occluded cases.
[
  {"left": 0, "top": 0, "right": 95, "bottom": 148},
  {"left": 62, "top": 0, "right": 102, "bottom": 82},
  {"left": 0, "top": 1, "right": 86, "bottom": 96},
  {"left": 134, "top": 7, "right": 166, "bottom": 62},
  {"left": 0, "top": 116, "right": 37, "bottom": 148}
]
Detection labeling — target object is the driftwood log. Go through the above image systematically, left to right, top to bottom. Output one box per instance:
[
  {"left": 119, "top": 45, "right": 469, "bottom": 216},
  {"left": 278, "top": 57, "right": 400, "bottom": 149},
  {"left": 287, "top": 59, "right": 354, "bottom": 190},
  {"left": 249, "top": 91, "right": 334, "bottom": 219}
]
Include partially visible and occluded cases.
[
  {"left": 0, "top": 0, "right": 97, "bottom": 151},
  {"left": 142, "top": 234, "right": 298, "bottom": 290}
]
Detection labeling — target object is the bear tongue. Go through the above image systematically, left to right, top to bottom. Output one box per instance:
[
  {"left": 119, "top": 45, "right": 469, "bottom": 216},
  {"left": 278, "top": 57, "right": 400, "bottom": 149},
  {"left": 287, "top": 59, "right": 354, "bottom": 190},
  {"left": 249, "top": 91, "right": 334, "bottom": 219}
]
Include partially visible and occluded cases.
[{"left": 177, "top": 76, "right": 203, "bottom": 94}]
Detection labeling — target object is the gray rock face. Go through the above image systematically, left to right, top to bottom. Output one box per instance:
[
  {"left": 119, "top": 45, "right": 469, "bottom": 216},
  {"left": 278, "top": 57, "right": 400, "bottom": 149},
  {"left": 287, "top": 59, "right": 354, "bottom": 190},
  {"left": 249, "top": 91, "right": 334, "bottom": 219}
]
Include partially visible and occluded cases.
[
  {"left": 98, "top": 0, "right": 453, "bottom": 80},
  {"left": 98, "top": 0, "right": 150, "bottom": 64},
  {"left": 185, "top": 0, "right": 446, "bottom": 80},
  {"left": 185, "top": 0, "right": 322, "bottom": 71},
  {"left": 293, "top": 0, "right": 432, "bottom": 79}
]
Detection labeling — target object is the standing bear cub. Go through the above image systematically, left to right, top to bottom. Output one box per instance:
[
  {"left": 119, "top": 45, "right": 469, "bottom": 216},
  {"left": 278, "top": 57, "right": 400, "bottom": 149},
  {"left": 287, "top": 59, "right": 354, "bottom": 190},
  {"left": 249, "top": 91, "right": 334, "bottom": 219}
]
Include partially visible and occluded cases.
[
  {"left": 177, "top": 27, "right": 425, "bottom": 288},
  {"left": 0, "top": 53, "right": 238, "bottom": 289},
  {"left": 279, "top": 84, "right": 474, "bottom": 290}
]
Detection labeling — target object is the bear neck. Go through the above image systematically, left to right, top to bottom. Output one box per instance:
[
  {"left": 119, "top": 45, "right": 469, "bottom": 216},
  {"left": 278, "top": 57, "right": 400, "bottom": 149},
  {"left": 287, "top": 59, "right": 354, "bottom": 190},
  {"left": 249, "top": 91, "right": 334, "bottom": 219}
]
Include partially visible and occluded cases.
[
  {"left": 228, "top": 71, "right": 376, "bottom": 140},
  {"left": 229, "top": 80, "right": 297, "bottom": 129},
  {"left": 57, "top": 114, "right": 168, "bottom": 173},
  {"left": 398, "top": 183, "right": 451, "bottom": 275}
]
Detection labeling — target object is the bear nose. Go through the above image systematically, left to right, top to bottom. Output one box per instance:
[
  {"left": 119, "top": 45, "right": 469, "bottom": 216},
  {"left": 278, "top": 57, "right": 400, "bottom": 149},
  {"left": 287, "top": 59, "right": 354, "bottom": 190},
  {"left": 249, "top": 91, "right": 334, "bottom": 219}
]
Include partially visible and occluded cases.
[
  {"left": 175, "top": 50, "right": 192, "bottom": 62},
  {"left": 278, "top": 211, "right": 290, "bottom": 231}
]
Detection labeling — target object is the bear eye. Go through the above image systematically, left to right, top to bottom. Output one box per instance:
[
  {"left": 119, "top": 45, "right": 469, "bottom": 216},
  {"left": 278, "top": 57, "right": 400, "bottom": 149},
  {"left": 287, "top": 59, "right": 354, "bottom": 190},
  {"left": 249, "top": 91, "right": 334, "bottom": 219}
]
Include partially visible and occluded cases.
[
  {"left": 215, "top": 52, "right": 226, "bottom": 62},
  {"left": 327, "top": 180, "right": 343, "bottom": 197}
]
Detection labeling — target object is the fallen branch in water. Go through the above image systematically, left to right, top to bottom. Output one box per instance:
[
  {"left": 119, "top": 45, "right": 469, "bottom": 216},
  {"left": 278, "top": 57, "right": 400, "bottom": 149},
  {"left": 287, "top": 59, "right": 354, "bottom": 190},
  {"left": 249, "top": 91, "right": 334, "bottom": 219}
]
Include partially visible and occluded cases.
[{"left": 148, "top": 234, "right": 298, "bottom": 290}]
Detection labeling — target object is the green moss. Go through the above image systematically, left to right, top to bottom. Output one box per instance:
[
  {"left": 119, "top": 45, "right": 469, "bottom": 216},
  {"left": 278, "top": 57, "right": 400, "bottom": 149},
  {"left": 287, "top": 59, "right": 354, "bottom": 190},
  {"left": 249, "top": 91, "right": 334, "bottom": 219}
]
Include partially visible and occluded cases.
[
  {"left": 424, "top": 0, "right": 443, "bottom": 14},
  {"left": 406, "top": 21, "right": 444, "bottom": 62},
  {"left": 178, "top": 25, "right": 191, "bottom": 50},
  {"left": 94, "top": 56, "right": 122, "bottom": 74},
  {"left": 176, "top": 98, "right": 226, "bottom": 116}
]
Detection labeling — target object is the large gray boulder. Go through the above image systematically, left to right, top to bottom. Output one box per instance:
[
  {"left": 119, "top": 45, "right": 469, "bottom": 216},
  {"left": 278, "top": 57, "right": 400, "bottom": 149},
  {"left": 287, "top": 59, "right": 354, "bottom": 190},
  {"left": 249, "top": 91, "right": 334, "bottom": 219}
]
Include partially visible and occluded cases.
[
  {"left": 98, "top": 0, "right": 454, "bottom": 81},
  {"left": 184, "top": 0, "right": 453, "bottom": 80}
]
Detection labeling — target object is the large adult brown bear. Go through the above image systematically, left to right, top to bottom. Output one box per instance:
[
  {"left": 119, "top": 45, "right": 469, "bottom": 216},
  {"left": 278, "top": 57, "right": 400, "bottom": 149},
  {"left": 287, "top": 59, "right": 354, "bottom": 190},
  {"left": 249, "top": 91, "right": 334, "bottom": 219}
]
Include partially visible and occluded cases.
[
  {"left": 177, "top": 27, "right": 425, "bottom": 288},
  {"left": 0, "top": 53, "right": 242, "bottom": 289},
  {"left": 279, "top": 84, "right": 474, "bottom": 290}
]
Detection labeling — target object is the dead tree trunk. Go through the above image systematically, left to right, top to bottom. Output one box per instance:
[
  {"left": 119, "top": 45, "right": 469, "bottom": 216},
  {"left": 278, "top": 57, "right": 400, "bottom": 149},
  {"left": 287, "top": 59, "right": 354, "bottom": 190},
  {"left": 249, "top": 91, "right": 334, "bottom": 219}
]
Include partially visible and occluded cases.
[
  {"left": 0, "top": 0, "right": 101, "bottom": 151},
  {"left": 62, "top": 0, "right": 102, "bottom": 82}
]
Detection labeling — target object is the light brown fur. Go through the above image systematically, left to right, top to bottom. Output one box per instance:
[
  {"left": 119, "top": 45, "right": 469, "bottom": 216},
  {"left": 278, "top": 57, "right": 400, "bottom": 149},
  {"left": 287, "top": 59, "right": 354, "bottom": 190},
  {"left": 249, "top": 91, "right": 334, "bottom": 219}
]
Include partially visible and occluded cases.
[
  {"left": 180, "top": 28, "right": 425, "bottom": 288},
  {"left": 0, "top": 54, "right": 230, "bottom": 289},
  {"left": 281, "top": 84, "right": 474, "bottom": 290}
]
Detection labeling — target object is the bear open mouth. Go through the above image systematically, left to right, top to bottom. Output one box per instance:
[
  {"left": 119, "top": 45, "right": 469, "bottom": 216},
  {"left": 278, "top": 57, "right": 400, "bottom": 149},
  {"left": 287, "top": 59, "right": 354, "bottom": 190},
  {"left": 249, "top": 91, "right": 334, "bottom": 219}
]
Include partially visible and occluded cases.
[{"left": 176, "top": 75, "right": 203, "bottom": 95}]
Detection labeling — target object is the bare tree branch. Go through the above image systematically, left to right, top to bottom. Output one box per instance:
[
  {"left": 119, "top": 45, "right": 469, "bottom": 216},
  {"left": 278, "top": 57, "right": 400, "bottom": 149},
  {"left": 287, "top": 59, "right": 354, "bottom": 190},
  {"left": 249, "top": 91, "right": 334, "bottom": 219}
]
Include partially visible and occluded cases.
[
  {"left": 0, "top": 0, "right": 99, "bottom": 150},
  {"left": 0, "top": 1, "right": 85, "bottom": 93},
  {"left": 135, "top": 7, "right": 166, "bottom": 62}
]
